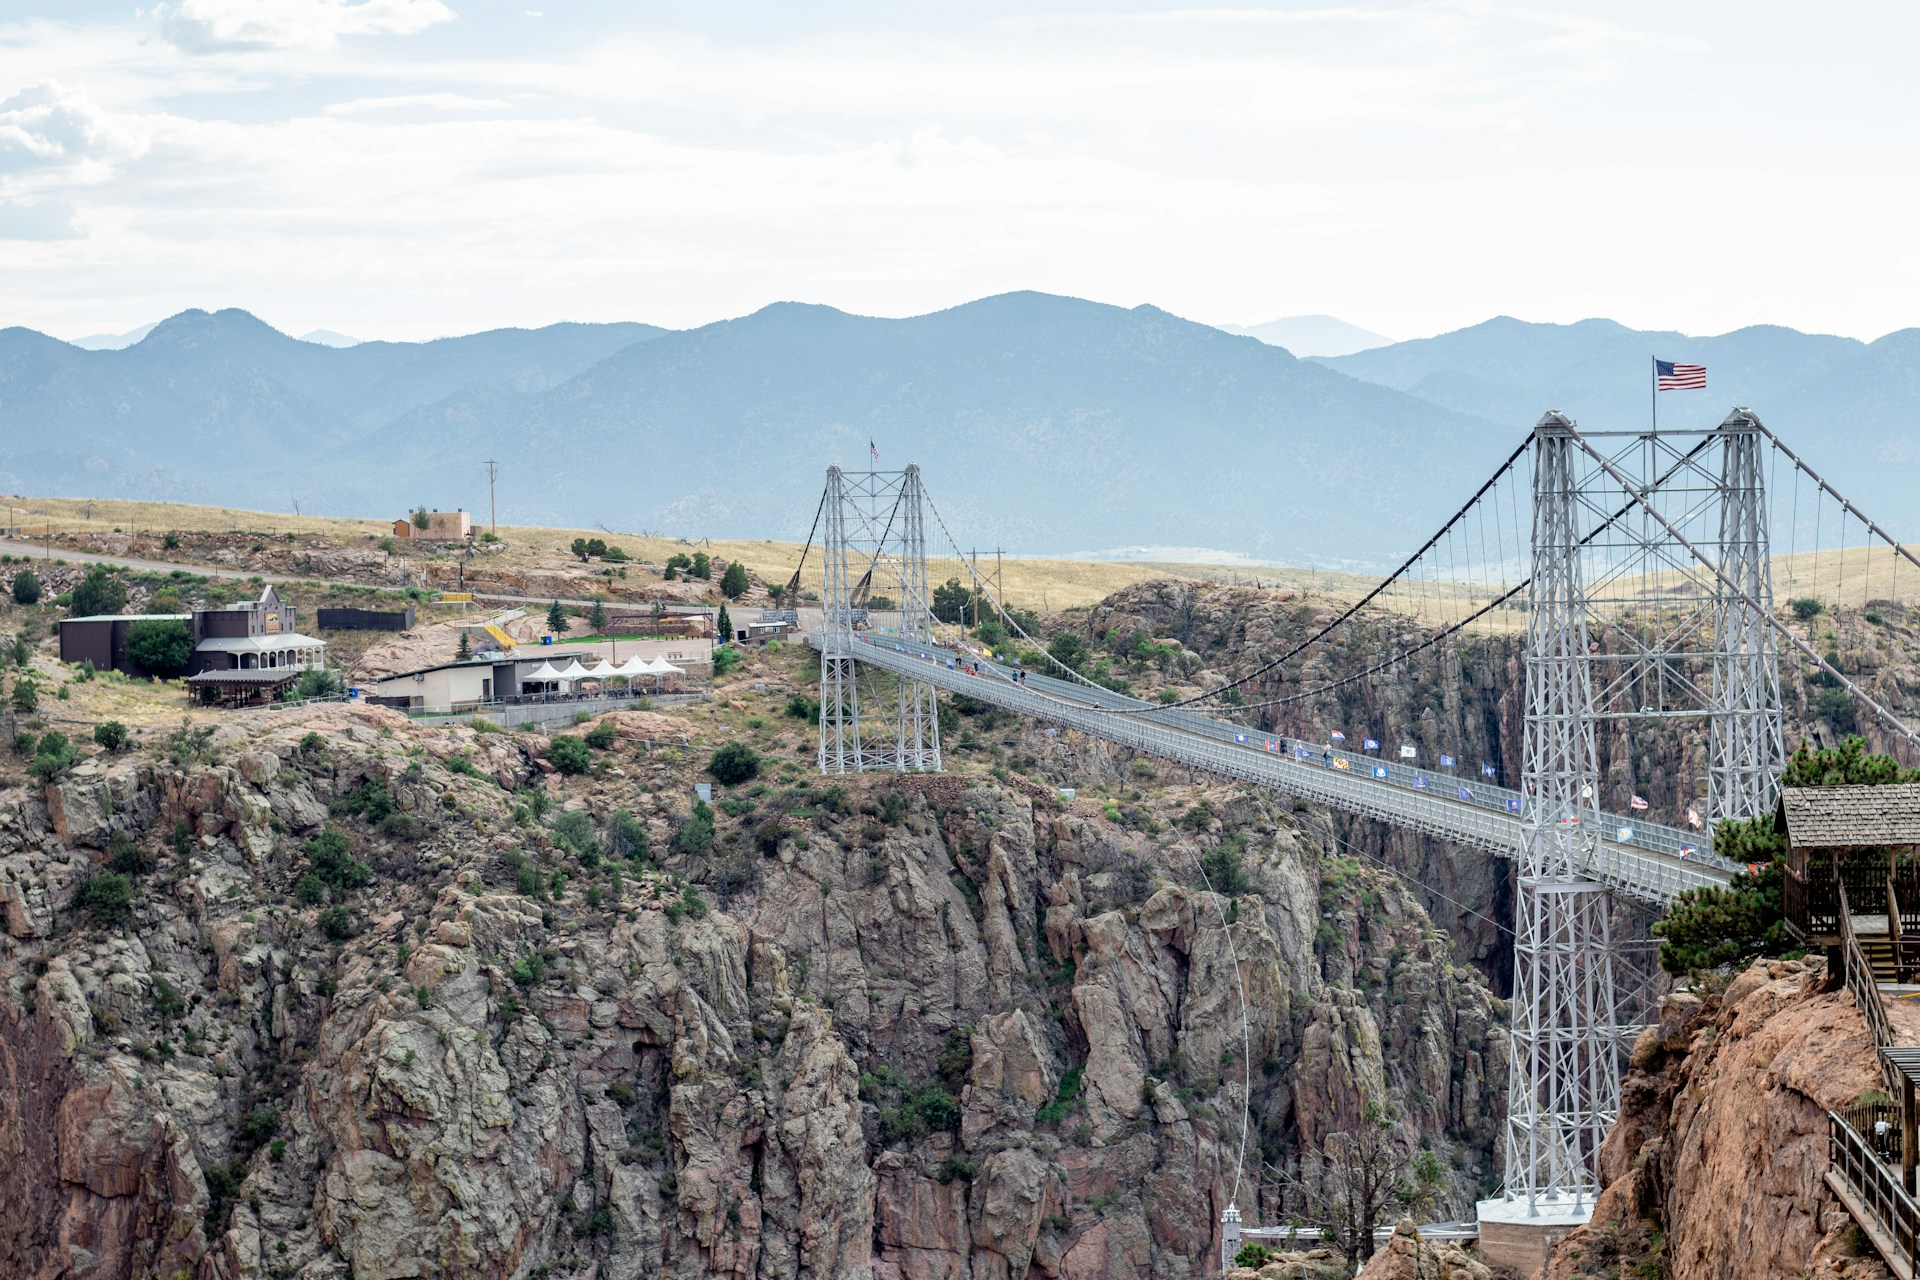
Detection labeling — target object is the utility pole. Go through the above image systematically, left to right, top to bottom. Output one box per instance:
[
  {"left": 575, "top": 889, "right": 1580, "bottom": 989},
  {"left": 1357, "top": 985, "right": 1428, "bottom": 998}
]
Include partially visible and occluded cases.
[{"left": 484, "top": 460, "right": 499, "bottom": 537}]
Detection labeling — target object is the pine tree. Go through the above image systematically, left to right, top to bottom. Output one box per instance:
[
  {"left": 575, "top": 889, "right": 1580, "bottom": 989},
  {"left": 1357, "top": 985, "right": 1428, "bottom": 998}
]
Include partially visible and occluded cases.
[
  {"left": 589, "top": 597, "right": 609, "bottom": 633},
  {"left": 546, "top": 600, "right": 569, "bottom": 634},
  {"left": 716, "top": 604, "right": 733, "bottom": 642},
  {"left": 457, "top": 630, "right": 472, "bottom": 660}
]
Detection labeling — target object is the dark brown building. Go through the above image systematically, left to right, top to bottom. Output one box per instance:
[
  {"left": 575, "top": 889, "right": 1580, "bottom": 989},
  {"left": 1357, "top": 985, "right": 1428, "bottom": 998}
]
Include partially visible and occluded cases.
[
  {"left": 59, "top": 585, "right": 326, "bottom": 680},
  {"left": 58, "top": 612, "right": 192, "bottom": 673}
]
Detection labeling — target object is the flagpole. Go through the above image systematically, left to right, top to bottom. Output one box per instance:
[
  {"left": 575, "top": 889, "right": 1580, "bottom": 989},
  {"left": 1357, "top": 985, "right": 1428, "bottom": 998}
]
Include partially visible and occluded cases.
[{"left": 1650, "top": 355, "right": 1657, "bottom": 434}]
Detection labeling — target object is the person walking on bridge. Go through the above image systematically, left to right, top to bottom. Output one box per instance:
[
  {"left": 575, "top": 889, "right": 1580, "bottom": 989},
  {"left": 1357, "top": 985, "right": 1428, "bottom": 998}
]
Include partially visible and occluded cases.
[{"left": 1323, "top": 745, "right": 1333, "bottom": 769}]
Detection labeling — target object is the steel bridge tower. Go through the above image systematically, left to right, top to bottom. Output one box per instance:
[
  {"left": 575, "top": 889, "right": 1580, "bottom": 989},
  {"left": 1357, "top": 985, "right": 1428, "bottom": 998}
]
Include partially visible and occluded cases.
[
  {"left": 1490, "top": 408, "right": 1784, "bottom": 1240},
  {"left": 817, "top": 464, "right": 942, "bottom": 774}
]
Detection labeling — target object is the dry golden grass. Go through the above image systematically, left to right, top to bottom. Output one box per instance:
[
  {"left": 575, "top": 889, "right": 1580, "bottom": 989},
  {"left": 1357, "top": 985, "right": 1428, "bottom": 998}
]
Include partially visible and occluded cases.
[
  {"left": 13, "top": 493, "right": 1912, "bottom": 622},
  {"left": 4, "top": 494, "right": 1360, "bottom": 612}
]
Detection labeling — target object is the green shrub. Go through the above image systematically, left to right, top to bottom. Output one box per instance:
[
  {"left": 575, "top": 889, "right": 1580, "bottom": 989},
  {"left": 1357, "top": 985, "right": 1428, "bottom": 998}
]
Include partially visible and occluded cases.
[
  {"left": 720, "top": 562, "right": 750, "bottom": 598},
  {"left": 69, "top": 567, "right": 127, "bottom": 617},
  {"left": 10, "top": 569, "right": 40, "bottom": 605},
  {"left": 1789, "top": 597, "right": 1825, "bottom": 622},
  {"left": 125, "top": 618, "right": 193, "bottom": 677},
  {"left": 712, "top": 646, "right": 743, "bottom": 675},
  {"left": 293, "top": 667, "right": 344, "bottom": 700},
  {"left": 93, "top": 721, "right": 129, "bottom": 752},
  {"left": 584, "top": 721, "right": 617, "bottom": 750},
  {"left": 29, "top": 730, "right": 76, "bottom": 780},
  {"left": 547, "top": 735, "right": 592, "bottom": 775},
  {"left": 708, "top": 742, "right": 761, "bottom": 785},
  {"left": 676, "top": 801, "right": 715, "bottom": 854},
  {"left": 609, "top": 809, "right": 650, "bottom": 862},
  {"left": 550, "top": 810, "right": 600, "bottom": 861},
  {"left": 298, "top": 826, "right": 370, "bottom": 903},
  {"left": 1200, "top": 833, "right": 1252, "bottom": 897},
  {"left": 80, "top": 870, "right": 135, "bottom": 926},
  {"left": 318, "top": 905, "right": 355, "bottom": 940},
  {"left": 511, "top": 951, "right": 547, "bottom": 987},
  {"left": 240, "top": 1104, "right": 281, "bottom": 1145},
  {"left": 1235, "top": 1243, "right": 1274, "bottom": 1269}
]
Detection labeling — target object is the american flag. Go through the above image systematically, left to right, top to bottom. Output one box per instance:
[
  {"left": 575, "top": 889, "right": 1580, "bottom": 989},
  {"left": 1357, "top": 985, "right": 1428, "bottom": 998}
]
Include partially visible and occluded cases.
[
  {"left": 1655, "top": 359, "right": 1706, "bottom": 390},
  {"left": 870, "top": 440, "right": 879, "bottom": 463},
  {"left": 1629, "top": 794, "right": 1649, "bottom": 811}
]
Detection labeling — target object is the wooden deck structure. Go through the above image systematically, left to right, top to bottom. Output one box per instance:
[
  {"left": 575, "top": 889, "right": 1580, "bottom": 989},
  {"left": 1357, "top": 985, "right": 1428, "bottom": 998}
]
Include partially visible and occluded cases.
[{"left": 1781, "top": 785, "right": 1920, "bottom": 959}]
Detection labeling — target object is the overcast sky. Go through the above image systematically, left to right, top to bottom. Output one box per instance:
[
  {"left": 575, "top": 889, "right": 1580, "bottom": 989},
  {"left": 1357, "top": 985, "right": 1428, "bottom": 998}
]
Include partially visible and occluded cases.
[{"left": 1, "top": 1, "right": 1914, "bottom": 343}]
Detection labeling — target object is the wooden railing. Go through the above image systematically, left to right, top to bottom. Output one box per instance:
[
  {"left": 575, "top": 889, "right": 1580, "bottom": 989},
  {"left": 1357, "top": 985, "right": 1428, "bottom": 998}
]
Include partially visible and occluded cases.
[
  {"left": 1841, "top": 881, "right": 1902, "bottom": 1094},
  {"left": 1830, "top": 1108, "right": 1920, "bottom": 1279}
]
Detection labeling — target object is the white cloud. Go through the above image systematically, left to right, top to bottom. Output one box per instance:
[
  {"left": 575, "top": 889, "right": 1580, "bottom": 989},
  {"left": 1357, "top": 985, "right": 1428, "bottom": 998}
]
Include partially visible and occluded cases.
[
  {"left": 160, "top": 0, "right": 455, "bottom": 53},
  {"left": 0, "top": 2, "right": 1913, "bottom": 342},
  {"left": 0, "top": 81, "right": 149, "bottom": 178},
  {"left": 325, "top": 92, "right": 509, "bottom": 115}
]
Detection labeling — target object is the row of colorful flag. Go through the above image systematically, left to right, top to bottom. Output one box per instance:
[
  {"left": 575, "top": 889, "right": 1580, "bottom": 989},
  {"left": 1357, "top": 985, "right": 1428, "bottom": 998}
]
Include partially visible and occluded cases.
[{"left": 1325, "top": 730, "right": 1500, "bottom": 779}]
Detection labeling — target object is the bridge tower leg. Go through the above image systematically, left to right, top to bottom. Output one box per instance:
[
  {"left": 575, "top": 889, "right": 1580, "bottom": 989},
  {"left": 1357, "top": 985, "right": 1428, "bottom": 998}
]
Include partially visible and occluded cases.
[
  {"left": 1709, "top": 409, "right": 1785, "bottom": 821},
  {"left": 1485, "top": 412, "right": 1616, "bottom": 1248},
  {"left": 817, "top": 464, "right": 942, "bottom": 775},
  {"left": 893, "top": 465, "right": 943, "bottom": 772},
  {"left": 818, "top": 466, "right": 865, "bottom": 773}
]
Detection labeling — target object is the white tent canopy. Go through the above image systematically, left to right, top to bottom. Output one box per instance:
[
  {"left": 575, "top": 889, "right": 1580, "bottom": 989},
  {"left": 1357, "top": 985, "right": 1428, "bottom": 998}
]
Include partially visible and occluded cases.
[
  {"left": 614, "top": 656, "right": 649, "bottom": 677},
  {"left": 584, "top": 659, "right": 621, "bottom": 678},
  {"left": 553, "top": 660, "right": 590, "bottom": 680},
  {"left": 524, "top": 661, "right": 563, "bottom": 682}
]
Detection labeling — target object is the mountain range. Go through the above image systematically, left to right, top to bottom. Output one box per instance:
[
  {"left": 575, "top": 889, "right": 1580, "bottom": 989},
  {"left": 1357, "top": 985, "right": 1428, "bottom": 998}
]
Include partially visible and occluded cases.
[{"left": 1, "top": 296, "right": 1914, "bottom": 565}]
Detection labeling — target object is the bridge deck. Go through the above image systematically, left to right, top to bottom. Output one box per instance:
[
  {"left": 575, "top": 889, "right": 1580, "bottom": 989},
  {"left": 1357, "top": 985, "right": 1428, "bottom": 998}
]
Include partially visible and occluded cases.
[{"left": 822, "top": 634, "right": 1735, "bottom": 908}]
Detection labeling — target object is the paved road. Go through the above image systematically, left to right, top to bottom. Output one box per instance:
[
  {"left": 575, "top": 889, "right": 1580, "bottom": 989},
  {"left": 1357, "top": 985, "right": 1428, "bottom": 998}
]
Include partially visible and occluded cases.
[{"left": 0, "top": 538, "right": 715, "bottom": 614}]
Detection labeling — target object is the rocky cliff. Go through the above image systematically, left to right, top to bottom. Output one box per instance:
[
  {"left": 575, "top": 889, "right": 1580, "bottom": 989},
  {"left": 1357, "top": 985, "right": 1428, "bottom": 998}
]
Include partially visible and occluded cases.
[
  {"left": 0, "top": 642, "right": 1505, "bottom": 1279},
  {"left": 1536, "top": 958, "right": 1890, "bottom": 1280}
]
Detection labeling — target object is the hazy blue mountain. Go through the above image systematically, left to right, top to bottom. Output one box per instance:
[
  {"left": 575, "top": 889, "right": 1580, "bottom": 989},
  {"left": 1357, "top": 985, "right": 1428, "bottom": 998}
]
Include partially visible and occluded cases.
[
  {"left": 330, "top": 293, "right": 1510, "bottom": 563},
  {"left": 5, "top": 297, "right": 1915, "bottom": 565},
  {"left": 0, "top": 310, "right": 669, "bottom": 508},
  {"left": 1218, "top": 314, "right": 1392, "bottom": 357},
  {"left": 1316, "top": 316, "right": 1919, "bottom": 533},
  {"left": 1318, "top": 316, "right": 1866, "bottom": 432},
  {"left": 68, "top": 322, "right": 157, "bottom": 350},
  {"left": 300, "top": 329, "right": 362, "bottom": 348}
]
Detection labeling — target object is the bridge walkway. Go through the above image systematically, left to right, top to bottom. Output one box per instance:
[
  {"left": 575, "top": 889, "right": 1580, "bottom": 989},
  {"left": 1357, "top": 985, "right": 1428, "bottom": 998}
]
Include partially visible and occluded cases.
[{"left": 822, "top": 633, "right": 1737, "bottom": 909}]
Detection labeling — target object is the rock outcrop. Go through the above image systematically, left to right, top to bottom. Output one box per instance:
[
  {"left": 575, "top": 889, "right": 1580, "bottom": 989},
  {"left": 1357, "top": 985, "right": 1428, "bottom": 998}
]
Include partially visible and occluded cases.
[
  {"left": 0, "top": 658, "right": 1505, "bottom": 1279},
  {"left": 1537, "top": 958, "right": 1892, "bottom": 1280}
]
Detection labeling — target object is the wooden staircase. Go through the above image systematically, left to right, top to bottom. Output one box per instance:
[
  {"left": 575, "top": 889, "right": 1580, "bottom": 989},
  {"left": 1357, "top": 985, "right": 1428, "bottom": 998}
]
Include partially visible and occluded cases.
[{"left": 1860, "top": 933, "right": 1901, "bottom": 984}]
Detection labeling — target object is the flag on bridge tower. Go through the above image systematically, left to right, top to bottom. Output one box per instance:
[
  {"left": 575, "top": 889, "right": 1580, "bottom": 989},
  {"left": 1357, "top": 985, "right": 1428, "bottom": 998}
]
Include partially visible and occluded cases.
[
  {"left": 1654, "top": 359, "right": 1707, "bottom": 390},
  {"left": 870, "top": 440, "right": 880, "bottom": 463},
  {"left": 1330, "top": 730, "right": 1345, "bottom": 742},
  {"left": 1363, "top": 737, "right": 1379, "bottom": 751},
  {"left": 1629, "top": 795, "right": 1649, "bottom": 811},
  {"left": 1686, "top": 806, "right": 1702, "bottom": 830}
]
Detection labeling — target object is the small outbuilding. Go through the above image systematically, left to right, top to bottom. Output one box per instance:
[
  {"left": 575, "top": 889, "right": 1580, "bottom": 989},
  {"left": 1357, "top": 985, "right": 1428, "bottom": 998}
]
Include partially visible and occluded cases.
[{"left": 1779, "top": 783, "right": 1920, "bottom": 946}]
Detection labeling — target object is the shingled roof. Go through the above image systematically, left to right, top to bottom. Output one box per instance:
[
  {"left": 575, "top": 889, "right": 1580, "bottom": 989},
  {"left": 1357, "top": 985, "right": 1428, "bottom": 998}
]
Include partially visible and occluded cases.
[{"left": 1778, "top": 784, "right": 1920, "bottom": 847}]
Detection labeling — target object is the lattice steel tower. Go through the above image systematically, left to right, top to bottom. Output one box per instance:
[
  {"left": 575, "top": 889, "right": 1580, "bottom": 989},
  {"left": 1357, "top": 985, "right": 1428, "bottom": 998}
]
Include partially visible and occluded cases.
[
  {"left": 1709, "top": 409, "right": 1785, "bottom": 820},
  {"left": 1503, "top": 411, "right": 1617, "bottom": 1214},
  {"left": 817, "top": 464, "right": 942, "bottom": 774}
]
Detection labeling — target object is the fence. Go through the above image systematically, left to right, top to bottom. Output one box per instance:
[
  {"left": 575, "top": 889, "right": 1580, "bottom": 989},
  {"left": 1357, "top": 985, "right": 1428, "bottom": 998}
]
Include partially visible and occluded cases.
[
  {"left": 317, "top": 606, "right": 415, "bottom": 631},
  {"left": 1839, "top": 881, "right": 1902, "bottom": 1095},
  {"left": 1829, "top": 1108, "right": 1920, "bottom": 1278}
]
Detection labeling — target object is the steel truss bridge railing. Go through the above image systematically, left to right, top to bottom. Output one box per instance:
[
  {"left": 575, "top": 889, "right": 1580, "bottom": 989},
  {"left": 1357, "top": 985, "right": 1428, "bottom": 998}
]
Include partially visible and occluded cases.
[{"left": 818, "top": 632, "right": 1734, "bottom": 909}]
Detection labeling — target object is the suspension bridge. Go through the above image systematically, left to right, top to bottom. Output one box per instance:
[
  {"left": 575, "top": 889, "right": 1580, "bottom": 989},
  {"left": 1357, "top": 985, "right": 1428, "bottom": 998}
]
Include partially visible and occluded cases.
[{"left": 778, "top": 407, "right": 1920, "bottom": 1263}]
